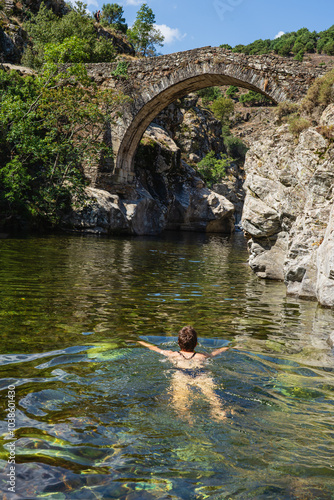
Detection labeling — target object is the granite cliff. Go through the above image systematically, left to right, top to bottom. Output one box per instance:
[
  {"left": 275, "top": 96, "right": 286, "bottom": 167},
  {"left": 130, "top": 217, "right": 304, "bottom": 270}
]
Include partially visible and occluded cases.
[{"left": 242, "top": 102, "right": 334, "bottom": 307}]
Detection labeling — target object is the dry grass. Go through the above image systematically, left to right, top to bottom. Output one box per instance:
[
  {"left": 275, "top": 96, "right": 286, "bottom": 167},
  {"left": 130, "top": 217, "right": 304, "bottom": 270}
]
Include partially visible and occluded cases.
[
  {"left": 275, "top": 101, "right": 300, "bottom": 122},
  {"left": 288, "top": 115, "right": 311, "bottom": 137}
]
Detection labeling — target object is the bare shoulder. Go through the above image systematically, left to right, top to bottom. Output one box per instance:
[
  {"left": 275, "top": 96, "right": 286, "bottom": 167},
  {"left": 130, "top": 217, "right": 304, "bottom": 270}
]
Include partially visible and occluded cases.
[
  {"left": 160, "top": 349, "right": 180, "bottom": 358},
  {"left": 195, "top": 352, "right": 209, "bottom": 360}
]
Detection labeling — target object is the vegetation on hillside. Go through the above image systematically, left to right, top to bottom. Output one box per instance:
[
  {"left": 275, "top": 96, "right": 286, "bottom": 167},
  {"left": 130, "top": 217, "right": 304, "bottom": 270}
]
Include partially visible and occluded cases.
[
  {"left": 18, "top": 1, "right": 164, "bottom": 68},
  {"left": 22, "top": 1, "right": 116, "bottom": 68},
  {"left": 222, "top": 26, "right": 334, "bottom": 61},
  {"left": 0, "top": 41, "right": 126, "bottom": 229},
  {"left": 302, "top": 68, "right": 334, "bottom": 112},
  {"left": 273, "top": 69, "right": 334, "bottom": 138},
  {"left": 198, "top": 86, "right": 272, "bottom": 108}
]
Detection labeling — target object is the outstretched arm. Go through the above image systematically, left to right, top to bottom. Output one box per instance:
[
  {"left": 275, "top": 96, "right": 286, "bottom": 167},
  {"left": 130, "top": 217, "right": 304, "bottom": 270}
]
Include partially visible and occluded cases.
[
  {"left": 137, "top": 340, "right": 172, "bottom": 356},
  {"left": 209, "top": 344, "right": 243, "bottom": 357},
  {"left": 209, "top": 346, "right": 230, "bottom": 357}
]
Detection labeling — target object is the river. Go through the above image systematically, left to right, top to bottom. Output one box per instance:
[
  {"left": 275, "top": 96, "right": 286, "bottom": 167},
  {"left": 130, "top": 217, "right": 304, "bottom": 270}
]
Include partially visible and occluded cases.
[{"left": 0, "top": 232, "right": 333, "bottom": 499}]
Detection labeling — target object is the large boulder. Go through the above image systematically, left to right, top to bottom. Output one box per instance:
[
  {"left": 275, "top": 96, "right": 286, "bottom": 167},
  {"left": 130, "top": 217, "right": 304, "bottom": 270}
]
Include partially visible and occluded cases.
[
  {"left": 167, "top": 180, "right": 234, "bottom": 233},
  {"left": 63, "top": 187, "right": 129, "bottom": 235},
  {"left": 122, "top": 187, "right": 166, "bottom": 236},
  {"left": 246, "top": 232, "right": 288, "bottom": 280}
]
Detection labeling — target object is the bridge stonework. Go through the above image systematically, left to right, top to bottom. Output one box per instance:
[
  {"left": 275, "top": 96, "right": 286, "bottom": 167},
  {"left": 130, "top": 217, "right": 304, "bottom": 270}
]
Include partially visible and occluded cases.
[{"left": 85, "top": 47, "right": 324, "bottom": 186}]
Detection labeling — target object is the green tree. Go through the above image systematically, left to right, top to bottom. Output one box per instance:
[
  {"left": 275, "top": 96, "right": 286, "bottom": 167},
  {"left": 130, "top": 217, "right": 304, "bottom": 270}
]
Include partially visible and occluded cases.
[
  {"left": 101, "top": 3, "right": 127, "bottom": 33},
  {"left": 127, "top": 3, "right": 164, "bottom": 56},
  {"left": 225, "top": 25, "right": 334, "bottom": 58},
  {"left": 0, "top": 37, "right": 126, "bottom": 227},
  {"left": 292, "top": 40, "right": 305, "bottom": 54},
  {"left": 323, "top": 40, "right": 334, "bottom": 55},
  {"left": 232, "top": 44, "right": 247, "bottom": 53},
  {"left": 294, "top": 50, "right": 304, "bottom": 62},
  {"left": 197, "top": 86, "right": 222, "bottom": 105},
  {"left": 210, "top": 96, "right": 234, "bottom": 125},
  {"left": 196, "top": 151, "right": 232, "bottom": 187}
]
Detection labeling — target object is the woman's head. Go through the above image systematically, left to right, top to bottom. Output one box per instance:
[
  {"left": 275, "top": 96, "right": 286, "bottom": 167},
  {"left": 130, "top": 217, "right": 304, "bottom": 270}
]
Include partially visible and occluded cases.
[{"left": 178, "top": 326, "right": 198, "bottom": 352}]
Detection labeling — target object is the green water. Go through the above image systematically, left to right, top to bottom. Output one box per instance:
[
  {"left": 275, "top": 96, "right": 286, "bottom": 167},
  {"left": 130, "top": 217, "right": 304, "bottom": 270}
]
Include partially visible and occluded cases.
[{"left": 0, "top": 232, "right": 333, "bottom": 499}]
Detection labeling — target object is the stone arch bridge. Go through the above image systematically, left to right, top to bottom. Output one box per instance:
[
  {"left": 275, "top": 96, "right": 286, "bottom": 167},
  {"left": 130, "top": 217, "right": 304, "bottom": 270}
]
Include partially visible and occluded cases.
[{"left": 85, "top": 46, "right": 324, "bottom": 187}]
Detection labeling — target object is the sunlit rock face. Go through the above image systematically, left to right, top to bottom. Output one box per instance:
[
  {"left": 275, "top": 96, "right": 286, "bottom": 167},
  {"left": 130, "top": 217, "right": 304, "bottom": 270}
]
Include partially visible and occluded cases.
[
  {"left": 242, "top": 105, "right": 334, "bottom": 307},
  {"left": 64, "top": 124, "right": 235, "bottom": 236}
]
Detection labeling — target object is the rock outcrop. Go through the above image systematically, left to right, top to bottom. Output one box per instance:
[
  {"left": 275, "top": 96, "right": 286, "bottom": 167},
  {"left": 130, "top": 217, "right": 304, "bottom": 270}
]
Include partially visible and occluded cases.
[
  {"left": 0, "top": 11, "right": 28, "bottom": 63},
  {"left": 154, "top": 94, "right": 224, "bottom": 162},
  {"left": 153, "top": 95, "right": 245, "bottom": 223},
  {"left": 242, "top": 104, "right": 334, "bottom": 307},
  {"left": 65, "top": 123, "right": 235, "bottom": 235}
]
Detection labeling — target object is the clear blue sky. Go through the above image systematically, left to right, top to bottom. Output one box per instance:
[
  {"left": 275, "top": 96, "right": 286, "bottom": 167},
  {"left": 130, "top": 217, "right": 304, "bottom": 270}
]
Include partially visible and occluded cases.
[{"left": 86, "top": 0, "right": 334, "bottom": 55}]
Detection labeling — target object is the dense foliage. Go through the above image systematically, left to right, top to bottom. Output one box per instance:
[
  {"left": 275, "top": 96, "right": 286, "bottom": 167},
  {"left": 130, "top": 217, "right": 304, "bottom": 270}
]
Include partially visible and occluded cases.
[
  {"left": 22, "top": 1, "right": 116, "bottom": 68},
  {"left": 101, "top": 3, "right": 127, "bottom": 33},
  {"left": 223, "top": 26, "right": 334, "bottom": 60},
  {"left": 0, "top": 41, "right": 125, "bottom": 228},
  {"left": 197, "top": 87, "right": 222, "bottom": 104},
  {"left": 239, "top": 90, "right": 272, "bottom": 107},
  {"left": 196, "top": 151, "right": 230, "bottom": 187}
]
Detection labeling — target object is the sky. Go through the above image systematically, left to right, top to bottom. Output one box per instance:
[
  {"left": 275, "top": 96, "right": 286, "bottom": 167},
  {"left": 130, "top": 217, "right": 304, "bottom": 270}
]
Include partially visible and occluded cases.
[{"left": 84, "top": 0, "right": 334, "bottom": 55}]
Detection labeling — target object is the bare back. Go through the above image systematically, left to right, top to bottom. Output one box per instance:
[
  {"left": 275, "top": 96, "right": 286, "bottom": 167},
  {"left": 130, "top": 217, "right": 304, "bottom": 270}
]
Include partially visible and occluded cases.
[{"left": 161, "top": 350, "right": 208, "bottom": 369}]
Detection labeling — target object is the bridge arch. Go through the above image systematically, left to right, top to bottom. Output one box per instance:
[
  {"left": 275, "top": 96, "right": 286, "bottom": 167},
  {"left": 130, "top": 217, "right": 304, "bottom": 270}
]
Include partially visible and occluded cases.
[
  {"left": 84, "top": 47, "right": 323, "bottom": 184},
  {"left": 114, "top": 63, "right": 286, "bottom": 182}
]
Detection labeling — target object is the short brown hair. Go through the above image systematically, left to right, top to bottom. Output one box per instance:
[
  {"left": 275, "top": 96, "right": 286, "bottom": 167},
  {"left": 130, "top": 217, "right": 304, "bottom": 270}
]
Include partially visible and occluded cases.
[{"left": 178, "top": 326, "right": 198, "bottom": 352}]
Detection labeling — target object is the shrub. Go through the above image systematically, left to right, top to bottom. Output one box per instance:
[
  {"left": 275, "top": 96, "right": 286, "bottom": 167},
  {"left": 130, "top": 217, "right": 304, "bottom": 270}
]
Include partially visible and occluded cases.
[
  {"left": 323, "top": 40, "right": 334, "bottom": 56},
  {"left": 294, "top": 50, "right": 304, "bottom": 62},
  {"left": 112, "top": 60, "right": 129, "bottom": 79},
  {"left": 302, "top": 69, "right": 334, "bottom": 113},
  {"left": 226, "top": 85, "right": 239, "bottom": 99},
  {"left": 197, "top": 86, "right": 222, "bottom": 105},
  {"left": 239, "top": 90, "right": 271, "bottom": 106},
  {"left": 210, "top": 96, "right": 234, "bottom": 124},
  {"left": 275, "top": 101, "right": 300, "bottom": 121},
  {"left": 288, "top": 115, "right": 311, "bottom": 136},
  {"left": 316, "top": 125, "right": 334, "bottom": 141},
  {"left": 224, "top": 135, "right": 248, "bottom": 160},
  {"left": 196, "top": 151, "right": 232, "bottom": 187}
]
